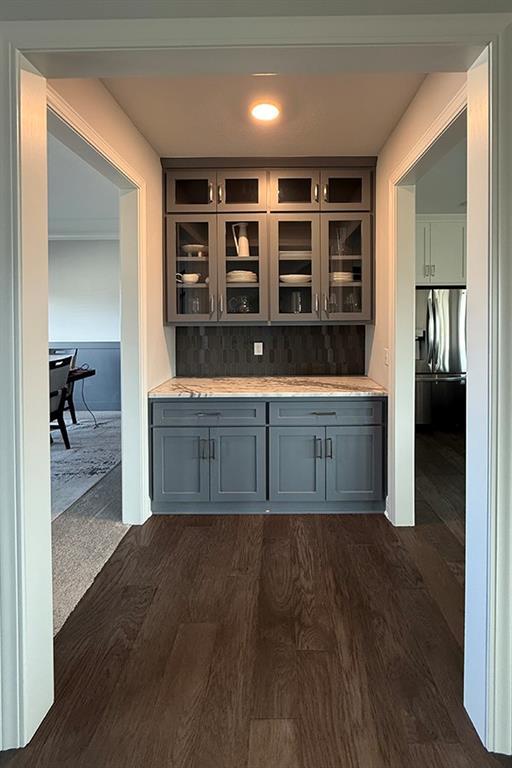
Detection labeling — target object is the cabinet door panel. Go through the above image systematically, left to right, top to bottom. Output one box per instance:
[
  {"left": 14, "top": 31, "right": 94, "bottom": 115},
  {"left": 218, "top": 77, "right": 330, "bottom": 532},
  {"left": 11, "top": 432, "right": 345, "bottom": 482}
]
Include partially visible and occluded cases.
[
  {"left": 217, "top": 169, "right": 267, "bottom": 212},
  {"left": 269, "top": 169, "right": 320, "bottom": 211},
  {"left": 320, "top": 169, "right": 371, "bottom": 211},
  {"left": 166, "top": 170, "right": 216, "bottom": 213},
  {"left": 320, "top": 213, "right": 372, "bottom": 322},
  {"left": 269, "top": 214, "right": 321, "bottom": 322},
  {"left": 166, "top": 215, "right": 217, "bottom": 323},
  {"left": 416, "top": 221, "right": 430, "bottom": 285},
  {"left": 429, "top": 221, "right": 466, "bottom": 285},
  {"left": 326, "top": 426, "right": 383, "bottom": 502},
  {"left": 152, "top": 427, "right": 210, "bottom": 503},
  {"left": 210, "top": 427, "right": 266, "bottom": 502},
  {"left": 269, "top": 427, "right": 325, "bottom": 502}
]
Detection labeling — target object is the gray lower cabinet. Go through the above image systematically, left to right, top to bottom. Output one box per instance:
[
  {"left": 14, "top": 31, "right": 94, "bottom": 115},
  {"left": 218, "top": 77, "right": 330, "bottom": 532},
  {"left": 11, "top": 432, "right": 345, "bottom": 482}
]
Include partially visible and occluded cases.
[
  {"left": 152, "top": 425, "right": 266, "bottom": 503},
  {"left": 210, "top": 426, "right": 266, "bottom": 502},
  {"left": 269, "top": 426, "right": 325, "bottom": 502},
  {"left": 325, "top": 426, "right": 383, "bottom": 502},
  {"left": 152, "top": 427, "right": 210, "bottom": 503}
]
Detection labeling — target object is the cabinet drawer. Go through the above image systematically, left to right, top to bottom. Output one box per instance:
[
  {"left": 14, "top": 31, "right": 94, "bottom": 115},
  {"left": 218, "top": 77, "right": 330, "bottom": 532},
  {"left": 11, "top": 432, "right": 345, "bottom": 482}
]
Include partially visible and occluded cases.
[
  {"left": 269, "top": 399, "right": 383, "bottom": 426},
  {"left": 152, "top": 400, "right": 266, "bottom": 426}
]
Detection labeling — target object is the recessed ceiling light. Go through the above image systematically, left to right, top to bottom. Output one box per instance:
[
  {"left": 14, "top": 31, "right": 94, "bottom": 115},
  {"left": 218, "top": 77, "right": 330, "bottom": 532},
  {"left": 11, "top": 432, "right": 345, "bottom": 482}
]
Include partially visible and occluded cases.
[
  {"left": 252, "top": 73, "right": 277, "bottom": 77},
  {"left": 251, "top": 103, "right": 280, "bottom": 122}
]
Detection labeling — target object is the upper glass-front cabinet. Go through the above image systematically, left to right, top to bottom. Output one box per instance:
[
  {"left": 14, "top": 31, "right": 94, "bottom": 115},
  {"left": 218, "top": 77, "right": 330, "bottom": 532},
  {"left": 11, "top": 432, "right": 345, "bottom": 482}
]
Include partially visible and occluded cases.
[
  {"left": 320, "top": 169, "right": 371, "bottom": 211},
  {"left": 216, "top": 170, "right": 267, "bottom": 212},
  {"left": 269, "top": 170, "right": 321, "bottom": 212},
  {"left": 166, "top": 171, "right": 216, "bottom": 213},
  {"left": 320, "top": 213, "right": 372, "bottom": 321},
  {"left": 217, "top": 214, "right": 268, "bottom": 322},
  {"left": 166, "top": 215, "right": 217, "bottom": 323}
]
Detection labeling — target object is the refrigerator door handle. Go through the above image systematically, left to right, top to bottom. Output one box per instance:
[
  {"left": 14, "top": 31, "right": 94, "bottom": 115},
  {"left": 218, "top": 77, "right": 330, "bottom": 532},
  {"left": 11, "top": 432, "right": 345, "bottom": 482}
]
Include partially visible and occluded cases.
[{"left": 426, "top": 292, "right": 435, "bottom": 372}]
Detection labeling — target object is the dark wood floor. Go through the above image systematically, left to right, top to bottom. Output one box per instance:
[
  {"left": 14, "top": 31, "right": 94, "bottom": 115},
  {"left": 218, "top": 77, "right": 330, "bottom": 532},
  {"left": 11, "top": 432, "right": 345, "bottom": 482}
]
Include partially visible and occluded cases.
[{"left": 2, "top": 430, "right": 511, "bottom": 768}]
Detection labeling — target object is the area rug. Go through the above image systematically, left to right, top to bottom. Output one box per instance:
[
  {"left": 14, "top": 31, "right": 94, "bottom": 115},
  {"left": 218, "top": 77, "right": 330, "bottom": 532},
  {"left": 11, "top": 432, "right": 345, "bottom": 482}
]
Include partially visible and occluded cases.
[{"left": 51, "top": 410, "right": 121, "bottom": 521}]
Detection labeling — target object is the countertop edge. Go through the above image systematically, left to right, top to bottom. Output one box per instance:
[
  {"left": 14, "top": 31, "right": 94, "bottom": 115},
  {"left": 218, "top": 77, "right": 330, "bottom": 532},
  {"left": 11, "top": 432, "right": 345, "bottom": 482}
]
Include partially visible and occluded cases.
[{"left": 148, "top": 377, "right": 387, "bottom": 399}]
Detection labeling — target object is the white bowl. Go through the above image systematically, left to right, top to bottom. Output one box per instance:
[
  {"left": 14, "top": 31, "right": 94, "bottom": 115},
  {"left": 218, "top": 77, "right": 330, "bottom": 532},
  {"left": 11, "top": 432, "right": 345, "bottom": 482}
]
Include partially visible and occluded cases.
[
  {"left": 181, "top": 273, "right": 200, "bottom": 284},
  {"left": 279, "top": 274, "right": 312, "bottom": 284}
]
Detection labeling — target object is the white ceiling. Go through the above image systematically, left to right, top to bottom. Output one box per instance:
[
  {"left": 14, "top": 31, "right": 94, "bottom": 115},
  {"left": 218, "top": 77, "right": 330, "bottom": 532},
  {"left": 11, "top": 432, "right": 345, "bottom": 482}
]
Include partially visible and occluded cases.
[{"left": 103, "top": 73, "right": 425, "bottom": 157}]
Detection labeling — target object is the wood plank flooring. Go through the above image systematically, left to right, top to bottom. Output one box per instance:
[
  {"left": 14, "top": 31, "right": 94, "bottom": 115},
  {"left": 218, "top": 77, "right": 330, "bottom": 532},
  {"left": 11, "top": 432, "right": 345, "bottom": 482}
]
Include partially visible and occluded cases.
[{"left": 1, "top": 430, "right": 511, "bottom": 767}]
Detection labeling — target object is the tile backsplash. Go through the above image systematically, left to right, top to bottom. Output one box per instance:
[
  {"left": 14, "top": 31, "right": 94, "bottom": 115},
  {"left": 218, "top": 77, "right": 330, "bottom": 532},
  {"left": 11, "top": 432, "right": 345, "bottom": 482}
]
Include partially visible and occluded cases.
[{"left": 175, "top": 325, "right": 365, "bottom": 377}]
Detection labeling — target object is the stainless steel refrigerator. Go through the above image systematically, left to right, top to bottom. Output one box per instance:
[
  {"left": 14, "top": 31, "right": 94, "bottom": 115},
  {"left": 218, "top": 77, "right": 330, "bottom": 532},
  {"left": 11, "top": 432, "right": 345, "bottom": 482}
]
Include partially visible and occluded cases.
[{"left": 415, "top": 288, "right": 467, "bottom": 427}]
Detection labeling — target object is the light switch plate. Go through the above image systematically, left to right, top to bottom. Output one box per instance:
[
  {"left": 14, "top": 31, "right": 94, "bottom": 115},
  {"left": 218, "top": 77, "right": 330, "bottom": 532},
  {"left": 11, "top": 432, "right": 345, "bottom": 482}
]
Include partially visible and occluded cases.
[{"left": 254, "top": 342, "right": 263, "bottom": 356}]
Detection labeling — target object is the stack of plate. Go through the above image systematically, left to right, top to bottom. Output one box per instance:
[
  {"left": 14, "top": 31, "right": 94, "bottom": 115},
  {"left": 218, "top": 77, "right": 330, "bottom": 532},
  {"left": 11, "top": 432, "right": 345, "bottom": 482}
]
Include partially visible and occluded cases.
[
  {"left": 226, "top": 270, "right": 257, "bottom": 283},
  {"left": 330, "top": 271, "right": 354, "bottom": 283},
  {"left": 279, "top": 274, "right": 312, "bottom": 284}
]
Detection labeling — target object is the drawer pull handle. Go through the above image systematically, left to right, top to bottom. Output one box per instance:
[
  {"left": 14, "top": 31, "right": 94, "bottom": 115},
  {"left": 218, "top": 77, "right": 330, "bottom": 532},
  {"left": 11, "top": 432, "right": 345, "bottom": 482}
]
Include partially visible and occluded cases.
[
  {"left": 196, "top": 411, "right": 222, "bottom": 417},
  {"left": 311, "top": 411, "right": 337, "bottom": 416},
  {"left": 314, "top": 437, "right": 323, "bottom": 459},
  {"left": 326, "top": 437, "right": 333, "bottom": 459}
]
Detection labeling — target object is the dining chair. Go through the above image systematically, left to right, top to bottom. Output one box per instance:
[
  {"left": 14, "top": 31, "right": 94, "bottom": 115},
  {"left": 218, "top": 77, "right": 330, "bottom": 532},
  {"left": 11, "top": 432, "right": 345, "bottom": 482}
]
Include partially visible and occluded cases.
[
  {"left": 49, "top": 347, "right": 78, "bottom": 424},
  {"left": 49, "top": 356, "right": 73, "bottom": 449}
]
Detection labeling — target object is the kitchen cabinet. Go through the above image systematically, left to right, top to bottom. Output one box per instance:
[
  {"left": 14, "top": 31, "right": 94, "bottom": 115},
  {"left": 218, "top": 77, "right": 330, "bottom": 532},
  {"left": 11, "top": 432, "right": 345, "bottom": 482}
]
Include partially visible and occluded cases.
[
  {"left": 163, "top": 160, "right": 375, "bottom": 324},
  {"left": 320, "top": 212, "right": 372, "bottom": 321},
  {"left": 217, "top": 213, "right": 268, "bottom": 322},
  {"left": 269, "top": 214, "right": 321, "bottom": 321},
  {"left": 416, "top": 216, "right": 466, "bottom": 286},
  {"left": 150, "top": 396, "right": 387, "bottom": 513},
  {"left": 152, "top": 424, "right": 266, "bottom": 504}
]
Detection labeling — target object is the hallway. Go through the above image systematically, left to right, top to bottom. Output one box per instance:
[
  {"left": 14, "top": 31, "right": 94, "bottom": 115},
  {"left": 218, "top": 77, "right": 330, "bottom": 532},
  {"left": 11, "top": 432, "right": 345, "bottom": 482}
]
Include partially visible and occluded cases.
[{"left": 2, "top": 504, "right": 510, "bottom": 768}]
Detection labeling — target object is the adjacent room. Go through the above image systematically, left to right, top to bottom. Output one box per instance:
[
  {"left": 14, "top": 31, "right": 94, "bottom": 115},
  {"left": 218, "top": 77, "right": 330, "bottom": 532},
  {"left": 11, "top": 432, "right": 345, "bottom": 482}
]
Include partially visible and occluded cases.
[{"left": 47, "top": 132, "right": 126, "bottom": 632}]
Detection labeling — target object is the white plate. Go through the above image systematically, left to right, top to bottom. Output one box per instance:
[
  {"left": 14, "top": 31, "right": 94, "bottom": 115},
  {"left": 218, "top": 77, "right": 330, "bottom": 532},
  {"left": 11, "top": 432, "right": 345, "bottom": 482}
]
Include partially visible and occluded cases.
[
  {"left": 182, "top": 244, "right": 208, "bottom": 255},
  {"left": 278, "top": 251, "right": 312, "bottom": 258},
  {"left": 279, "top": 274, "right": 312, "bottom": 284},
  {"left": 227, "top": 276, "right": 258, "bottom": 282}
]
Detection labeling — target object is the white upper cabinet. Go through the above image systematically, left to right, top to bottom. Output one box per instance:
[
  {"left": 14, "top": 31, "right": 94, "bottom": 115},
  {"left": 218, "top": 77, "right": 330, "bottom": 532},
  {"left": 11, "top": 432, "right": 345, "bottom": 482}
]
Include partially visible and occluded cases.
[{"left": 416, "top": 215, "right": 466, "bottom": 286}]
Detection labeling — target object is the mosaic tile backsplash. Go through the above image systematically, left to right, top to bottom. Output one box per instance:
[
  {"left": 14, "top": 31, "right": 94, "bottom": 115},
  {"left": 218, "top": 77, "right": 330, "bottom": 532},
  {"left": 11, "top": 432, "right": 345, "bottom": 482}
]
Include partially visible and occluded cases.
[{"left": 175, "top": 326, "right": 365, "bottom": 377}]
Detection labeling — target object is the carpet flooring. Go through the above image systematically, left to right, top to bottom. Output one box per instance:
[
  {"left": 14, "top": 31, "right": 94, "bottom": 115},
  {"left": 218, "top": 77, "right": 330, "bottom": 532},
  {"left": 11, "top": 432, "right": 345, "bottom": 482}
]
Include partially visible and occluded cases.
[{"left": 50, "top": 410, "right": 121, "bottom": 521}]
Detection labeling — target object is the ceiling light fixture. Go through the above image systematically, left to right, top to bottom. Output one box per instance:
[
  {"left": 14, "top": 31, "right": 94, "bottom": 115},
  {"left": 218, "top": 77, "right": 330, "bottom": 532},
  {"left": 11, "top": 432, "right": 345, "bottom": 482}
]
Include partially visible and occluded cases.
[{"left": 251, "top": 102, "right": 280, "bottom": 122}]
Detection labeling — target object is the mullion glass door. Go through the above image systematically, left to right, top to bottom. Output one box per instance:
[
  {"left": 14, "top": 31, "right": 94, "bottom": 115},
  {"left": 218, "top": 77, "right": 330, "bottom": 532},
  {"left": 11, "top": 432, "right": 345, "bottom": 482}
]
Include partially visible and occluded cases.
[
  {"left": 320, "top": 169, "right": 371, "bottom": 211},
  {"left": 166, "top": 170, "right": 216, "bottom": 213},
  {"left": 217, "top": 170, "right": 267, "bottom": 212},
  {"left": 321, "top": 213, "right": 371, "bottom": 321},
  {"left": 217, "top": 214, "right": 268, "bottom": 322},
  {"left": 270, "top": 214, "right": 321, "bottom": 321},
  {"left": 167, "top": 215, "right": 217, "bottom": 323}
]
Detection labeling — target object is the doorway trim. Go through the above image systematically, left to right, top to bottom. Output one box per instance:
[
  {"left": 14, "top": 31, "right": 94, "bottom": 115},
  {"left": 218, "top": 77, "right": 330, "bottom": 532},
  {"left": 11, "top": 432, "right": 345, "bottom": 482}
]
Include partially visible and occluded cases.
[{"left": 46, "top": 86, "right": 151, "bottom": 528}]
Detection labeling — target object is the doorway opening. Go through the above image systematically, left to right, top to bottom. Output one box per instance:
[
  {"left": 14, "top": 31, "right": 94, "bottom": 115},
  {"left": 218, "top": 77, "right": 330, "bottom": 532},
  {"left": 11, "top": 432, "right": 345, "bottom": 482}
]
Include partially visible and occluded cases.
[{"left": 47, "top": 127, "right": 126, "bottom": 633}]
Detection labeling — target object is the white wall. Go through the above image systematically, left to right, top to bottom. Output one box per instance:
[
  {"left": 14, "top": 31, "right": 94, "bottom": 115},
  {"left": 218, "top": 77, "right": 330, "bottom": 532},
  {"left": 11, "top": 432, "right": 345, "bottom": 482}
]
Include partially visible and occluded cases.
[
  {"left": 368, "top": 72, "right": 467, "bottom": 387},
  {"left": 48, "top": 78, "right": 174, "bottom": 388},
  {"left": 416, "top": 136, "right": 467, "bottom": 214},
  {"left": 48, "top": 239, "right": 120, "bottom": 342}
]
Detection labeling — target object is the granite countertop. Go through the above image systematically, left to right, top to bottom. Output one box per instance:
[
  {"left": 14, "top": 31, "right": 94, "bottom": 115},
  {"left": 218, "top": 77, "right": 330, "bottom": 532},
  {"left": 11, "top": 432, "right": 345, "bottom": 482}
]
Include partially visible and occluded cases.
[{"left": 149, "top": 376, "right": 387, "bottom": 399}]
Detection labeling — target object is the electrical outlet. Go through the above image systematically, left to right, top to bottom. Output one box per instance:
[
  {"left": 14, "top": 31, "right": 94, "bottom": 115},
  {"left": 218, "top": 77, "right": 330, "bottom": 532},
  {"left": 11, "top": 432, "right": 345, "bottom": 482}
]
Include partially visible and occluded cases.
[
  {"left": 254, "top": 342, "right": 263, "bottom": 356},
  {"left": 384, "top": 348, "right": 390, "bottom": 367}
]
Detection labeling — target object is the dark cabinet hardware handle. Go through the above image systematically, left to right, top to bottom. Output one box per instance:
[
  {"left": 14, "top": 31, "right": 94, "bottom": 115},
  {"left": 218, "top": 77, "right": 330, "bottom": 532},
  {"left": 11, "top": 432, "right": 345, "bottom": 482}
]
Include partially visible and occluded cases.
[
  {"left": 208, "top": 182, "right": 214, "bottom": 203},
  {"left": 314, "top": 183, "right": 319, "bottom": 203},
  {"left": 323, "top": 183, "right": 329, "bottom": 202},
  {"left": 218, "top": 184, "right": 223, "bottom": 204},
  {"left": 314, "top": 293, "right": 320, "bottom": 316},
  {"left": 323, "top": 293, "right": 329, "bottom": 317},
  {"left": 209, "top": 295, "right": 215, "bottom": 315},
  {"left": 219, "top": 295, "right": 224, "bottom": 316},
  {"left": 196, "top": 411, "right": 222, "bottom": 416},
  {"left": 312, "top": 411, "right": 337, "bottom": 416},
  {"left": 314, "top": 437, "right": 323, "bottom": 459},
  {"left": 326, "top": 437, "right": 333, "bottom": 459},
  {"left": 199, "top": 438, "right": 209, "bottom": 460},
  {"left": 210, "top": 438, "right": 216, "bottom": 460}
]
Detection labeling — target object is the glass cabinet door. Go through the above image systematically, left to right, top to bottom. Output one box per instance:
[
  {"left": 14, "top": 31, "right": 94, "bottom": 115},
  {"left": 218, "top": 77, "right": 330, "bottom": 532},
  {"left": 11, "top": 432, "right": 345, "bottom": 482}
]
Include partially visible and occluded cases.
[
  {"left": 269, "top": 169, "right": 320, "bottom": 211},
  {"left": 320, "top": 169, "right": 371, "bottom": 211},
  {"left": 166, "top": 170, "right": 216, "bottom": 213},
  {"left": 217, "top": 170, "right": 267, "bottom": 212},
  {"left": 321, "top": 213, "right": 371, "bottom": 321},
  {"left": 217, "top": 214, "right": 268, "bottom": 322},
  {"left": 270, "top": 214, "right": 321, "bottom": 322},
  {"left": 166, "top": 215, "right": 217, "bottom": 322}
]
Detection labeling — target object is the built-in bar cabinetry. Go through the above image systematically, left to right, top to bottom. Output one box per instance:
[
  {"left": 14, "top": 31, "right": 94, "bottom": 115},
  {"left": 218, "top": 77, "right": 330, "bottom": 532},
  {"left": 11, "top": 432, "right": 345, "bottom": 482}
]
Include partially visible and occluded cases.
[
  {"left": 163, "top": 159, "right": 375, "bottom": 325},
  {"left": 150, "top": 396, "right": 386, "bottom": 513}
]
